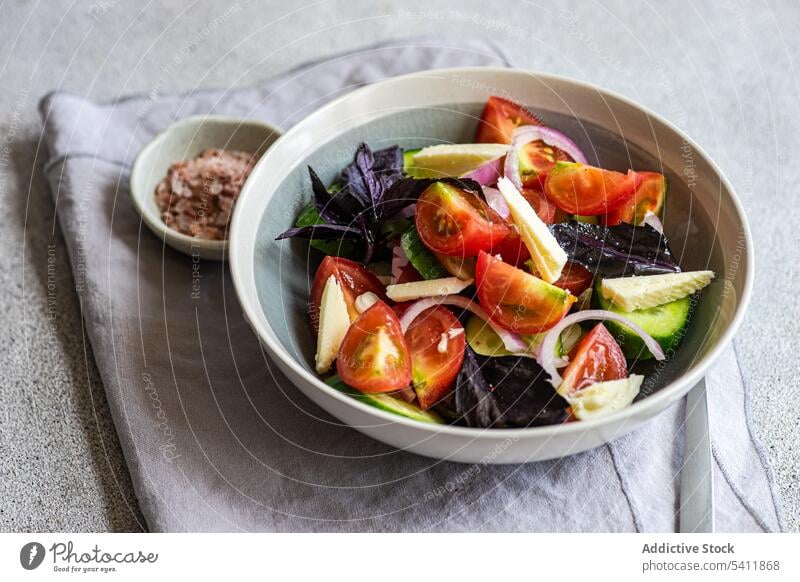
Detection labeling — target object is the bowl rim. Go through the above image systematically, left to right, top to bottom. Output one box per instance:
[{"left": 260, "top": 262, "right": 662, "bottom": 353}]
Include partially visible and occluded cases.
[
  {"left": 229, "top": 67, "right": 754, "bottom": 439},
  {"left": 130, "top": 114, "right": 283, "bottom": 253}
]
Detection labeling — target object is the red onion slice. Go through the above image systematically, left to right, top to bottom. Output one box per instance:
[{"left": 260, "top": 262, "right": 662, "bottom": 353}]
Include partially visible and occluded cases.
[
  {"left": 503, "top": 125, "right": 588, "bottom": 190},
  {"left": 461, "top": 155, "right": 505, "bottom": 185},
  {"left": 482, "top": 186, "right": 510, "bottom": 219},
  {"left": 399, "top": 203, "right": 417, "bottom": 219},
  {"left": 643, "top": 211, "right": 664, "bottom": 233},
  {"left": 391, "top": 244, "right": 410, "bottom": 284},
  {"left": 399, "top": 295, "right": 528, "bottom": 353},
  {"left": 537, "top": 309, "right": 666, "bottom": 387}
]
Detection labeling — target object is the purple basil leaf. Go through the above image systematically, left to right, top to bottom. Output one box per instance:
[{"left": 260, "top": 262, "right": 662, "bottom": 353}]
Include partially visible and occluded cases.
[
  {"left": 372, "top": 145, "right": 404, "bottom": 176},
  {"left": 308, "top": 167, "right": 350, "bottom": 225},
  {"left": 357, "top": 214, "right": 376, "bottom": 265},
  {"left": 549, "top": 221, "right": 681, "bottom": 277},
  {"left": 275, "top": 223, "right": 362, "bottom": 241},
  {"left": 454, "top": 347, "right": 502, "bottom": 428},
  {"left": 477, "top": 356, "right": 569, "bottom": 427}
]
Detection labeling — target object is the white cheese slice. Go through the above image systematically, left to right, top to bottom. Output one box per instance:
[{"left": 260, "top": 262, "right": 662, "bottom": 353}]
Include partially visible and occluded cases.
[
  {"left": 411, "top": 143, "right": 508, "bottom": 178},
  {"left": 496, "top": 177, "right": 567, "bottom": 283},
  {"left": 600, "top": 270, "right": 715, "bottom": 312},
  {"left": 314, "top": 275, "right": 351, "bottom": 374},
  {"left": 385, "top": 277, "right": 473, "bottom": 303},
  {"left": 563, "top": 375, "right": 644, "bottom": 420}
]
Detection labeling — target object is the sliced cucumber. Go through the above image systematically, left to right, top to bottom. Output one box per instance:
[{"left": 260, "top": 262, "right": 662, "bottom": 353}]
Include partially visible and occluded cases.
[
  {"left": 403, "top": 148, "right": 421, "bottom": 177},
  {"left": 572, "top": 214, "right": 599, "bottom": 224},
  {"left": 400, "top": 226, "right": 449, "bottom": 280},
  {"left": 599, "top": 270, "right": 714, "bottom": 312},
  {"left": 593, "top": 278, "right": 690, "bottom": 360},
  {"left": 464, "top": 315, "right": 579, "bottom": 359},
  {"left": 325, "top": 376, "right": 443, "bottom": 424}
]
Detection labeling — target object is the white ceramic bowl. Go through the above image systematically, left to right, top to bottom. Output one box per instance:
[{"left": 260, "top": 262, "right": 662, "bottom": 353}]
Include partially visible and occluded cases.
[
  {"left": 229, "top": 68, "right": 753, "bottom": 463},
  {"left": 131, "top": 115, "right": 282, "bottom": 260}
]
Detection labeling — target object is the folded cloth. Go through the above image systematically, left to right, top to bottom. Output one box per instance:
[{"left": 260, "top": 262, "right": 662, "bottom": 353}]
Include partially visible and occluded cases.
[{"left": 39, "top": 37, "right": 783, "bottom": 532}]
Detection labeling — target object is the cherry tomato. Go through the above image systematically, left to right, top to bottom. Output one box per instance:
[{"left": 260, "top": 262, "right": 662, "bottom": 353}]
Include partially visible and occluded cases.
[
  {"left": 475, "top": 96, "right": 545, "bottom": 144},
  {"left": 475, "top": 97, "right": 572, "bottom": 185},
  {"left": 519, "top": 143, "right": 572, "bottom": 187},
  {"left": 544, "top": 162, "right": 641, "bottom": 215},
  {"left": 603, "top": 171, "right": 667, "bottom": 226},
  {"left": 416, "top": 181, "right": 511, "bottom": 257},
  {"left": 522, "top": 187, "right": 565, "bottom": 224},
  {"left": 490, "top": 189, "right": 566, "bottom": 268},
  {"left": 491, "top": 231, "right": 529, "bottom": 267},
  {"left": 475, "top": 251, "right": 576, "bottom": 334},
  {"left": 434, "top": 252, "right": 476, "bottom": 280},
  {"left": 310, "top": 256, "right": 387, "bottom": 333},
  {"left": 552, "top": 262, "right": 593, "bottom": 297},
  {"left": 337, "top": 301, "right": 412, "bottom": 394},
  {"left": 405, "top": 306, "right": 466, "bottom": 409},
  {"left": 560, "top": 323, "right": 627, "bottom": 395}
]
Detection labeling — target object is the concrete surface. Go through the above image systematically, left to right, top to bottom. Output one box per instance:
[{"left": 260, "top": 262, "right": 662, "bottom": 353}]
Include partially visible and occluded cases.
[{"left": 0, "top": 0, "right": 797, "bottom": 532}]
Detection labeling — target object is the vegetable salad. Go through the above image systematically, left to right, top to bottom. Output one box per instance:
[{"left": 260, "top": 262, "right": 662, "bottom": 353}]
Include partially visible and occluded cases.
[{"left": 277, "top": 96, "right": 714, "bottom": 428}]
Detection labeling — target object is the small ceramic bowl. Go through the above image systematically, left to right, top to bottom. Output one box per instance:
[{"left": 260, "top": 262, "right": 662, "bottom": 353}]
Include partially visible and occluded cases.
[
  {"left": 229, "top": 68, "right": 753, "bottom": 463},
  {"left": 130, "top": 115, "right": 282, "bottom": 260}
]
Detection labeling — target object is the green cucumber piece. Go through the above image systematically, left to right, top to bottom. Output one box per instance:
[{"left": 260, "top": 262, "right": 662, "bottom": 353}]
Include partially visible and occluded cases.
[
  {"left": 403, "top": 148, "right": 421, "bottom": 177},
  {"left": 295, "top": 202, "right": 359, "bottom": 259},
  {"left": 572, "top": 214, "right": 599, "bottom": 224},
  {"left": 381, "top": 217, "right": 412, "bottom": 240},
  {"left": 400, "top": 226, "right": 449, "bottom": 280},
  {"left": 592, "top": 278, "right": 690, "bottom": 360},
  {"left": 464, "top": 315, "right": 579, "bottom": 358},
  {"left": 325, "top": 376, "right": 443, "bottom": 424}
]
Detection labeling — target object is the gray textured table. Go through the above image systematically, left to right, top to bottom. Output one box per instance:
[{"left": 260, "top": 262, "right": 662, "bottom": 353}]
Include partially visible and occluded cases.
[{"left": 1, "top": 0, "right": 797, "bottom": 532}]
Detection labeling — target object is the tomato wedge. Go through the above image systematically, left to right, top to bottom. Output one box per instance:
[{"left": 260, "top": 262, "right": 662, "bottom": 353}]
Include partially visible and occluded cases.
[
  {"left": 475, "top": 96, "right": 545, "bottom": 144},
  {"left": 475, "top": 96, "right": 571, "bottom": 186},
  {"left": 519, "top": 143, "right": 571, "bottom": 187},
  {"left": 544, "top": 162, "right": 641, "bottom": 215},
  {"left": 603, "top": 171, "right": 667, "bottom": 226},
  {"left": 416, "top": 181, "right": 511, "bottom": 257},
  {"left": 522, "top": 187, "right": 564, "bottom": 224},
  {"left": 490, "top": 189, "right": 564, "bottom": 267},
  {"left": 491, "top": 231, "right": 529, "bottom": 267},
  {"left": 475, "top": 251, "right": 576, "bottom": 334},
  {"left": 310, "top": 256, "right": 387, "bottom": 333},
  {"left": 552, "top": 262, "right": 594, "bottom": 297},
  {"left": 337, "top": 301, "right": 412, "bottom": 394},
  {"left": 405, "top": 306, "right": 466, "bottom": 409},
  {"left": 560, "top": 323, "right": 627, "bottom": 395}
]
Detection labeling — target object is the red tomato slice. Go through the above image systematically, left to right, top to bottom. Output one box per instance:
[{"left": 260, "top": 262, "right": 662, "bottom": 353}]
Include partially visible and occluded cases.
[
  {"left": 475, "top": 96, "right": 545, "bottom": 144},
  {"left": 519, "top": 143, "right": 572, "bottom": 187},
  {"left": 544, "top": 162, "right": 641, "bottom": 215},
  {"left": 603, "top": 171, "right": 667, "bottom": 226},
  {"left": 416, "top": 181, "right": 511, "bottom": 257},
  {"left": 522, "top": 187, "right": 565, "bottom": 224},
  {"left": 490, "top": 189, "right": 565, "bottom": 268},
  {"left": 491, "top": 231, "right": 530, "bottom": 267},
  {"left": 475, "top": 251, "right": 576, "bottom": 334},
  {"left": 310, "top": 256, "right": 387, "bottom": 333},
  {"left": 552, "top": 262, "right": 593, "bottom": 297},
  {"left": 337, "top": 301, "right": 412, "bottom": 394},
  {"left": 405, "top": 306, "right": 466, "bottom": 409},
  {"left": 560, "top": 323, "right": 627, "bottom": 395}
]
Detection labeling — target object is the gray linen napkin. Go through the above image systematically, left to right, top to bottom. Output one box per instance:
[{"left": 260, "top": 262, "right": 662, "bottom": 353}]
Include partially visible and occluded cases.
[{"left": 39, "top": 38, "right": 783, "bottom": 532}]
